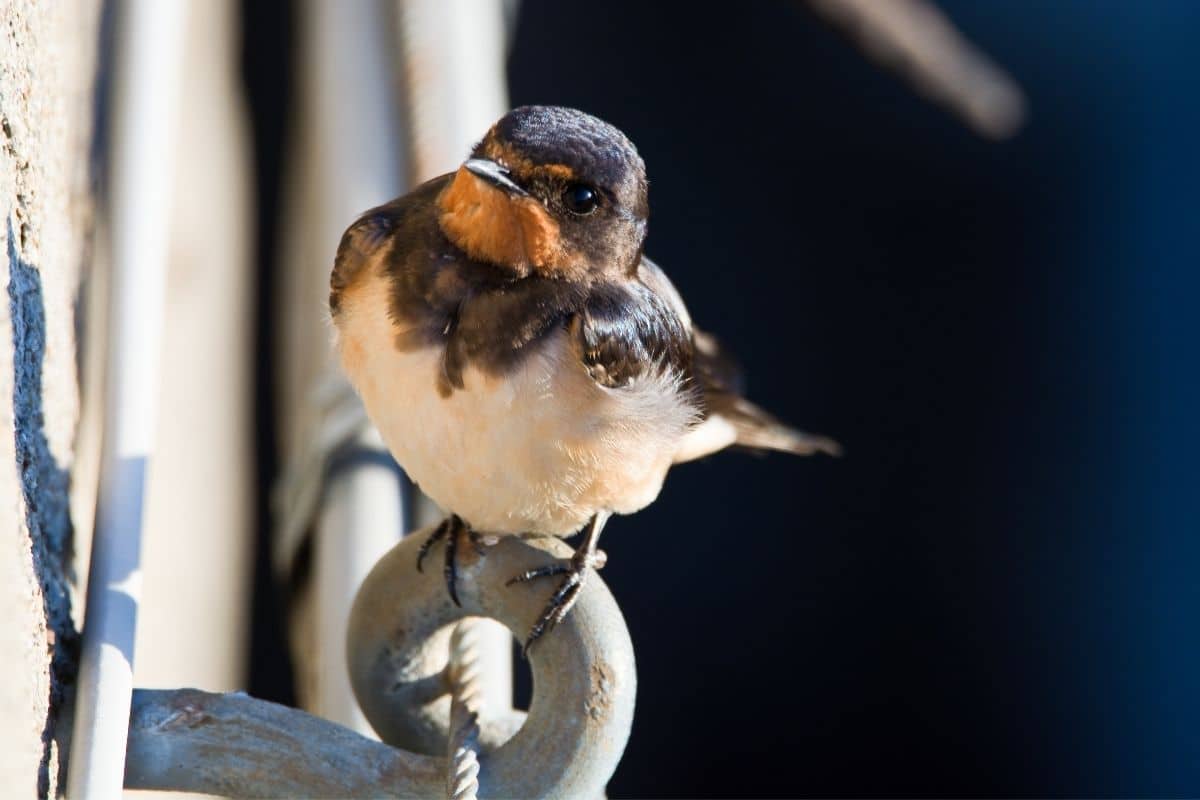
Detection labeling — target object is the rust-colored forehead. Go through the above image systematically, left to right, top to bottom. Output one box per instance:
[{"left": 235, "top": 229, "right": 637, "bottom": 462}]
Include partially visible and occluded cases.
[{"left": 477, "top": 137, "right": 577, "bottom": 182}]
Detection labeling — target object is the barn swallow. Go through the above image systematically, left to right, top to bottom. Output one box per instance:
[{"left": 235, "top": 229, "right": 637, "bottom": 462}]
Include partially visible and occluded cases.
[{"left": 330, "top": 106, "right": 838, "bottom": 649}]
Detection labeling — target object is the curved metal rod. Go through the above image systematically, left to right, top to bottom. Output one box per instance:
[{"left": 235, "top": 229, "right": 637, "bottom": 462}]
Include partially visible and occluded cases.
[
  {"left": 347, "top": 529, "right": 637, "bottom": 799},
  {"left": 125, "top": 688, "right": 443, "bottom": 796}
]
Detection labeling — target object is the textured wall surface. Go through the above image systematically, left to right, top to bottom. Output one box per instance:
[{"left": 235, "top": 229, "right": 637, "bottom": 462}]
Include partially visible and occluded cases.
[{"left": 0, "top": 2, "right": 98, "bottom": 797}]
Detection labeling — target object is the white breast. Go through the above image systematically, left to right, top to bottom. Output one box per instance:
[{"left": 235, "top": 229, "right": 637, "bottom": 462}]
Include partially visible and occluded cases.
[{"left": 334, "top": 277, "right": 699, "bottom": 536}]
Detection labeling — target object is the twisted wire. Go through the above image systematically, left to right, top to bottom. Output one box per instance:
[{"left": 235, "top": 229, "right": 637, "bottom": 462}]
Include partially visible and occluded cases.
[{"left": 446, "top": 620, "right": 484, "bottom": 800}]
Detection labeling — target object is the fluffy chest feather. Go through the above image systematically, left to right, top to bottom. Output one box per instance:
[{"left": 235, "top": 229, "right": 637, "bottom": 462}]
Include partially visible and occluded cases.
[{"left": 335, "top": 274, "right": 698, "bottom": 536}]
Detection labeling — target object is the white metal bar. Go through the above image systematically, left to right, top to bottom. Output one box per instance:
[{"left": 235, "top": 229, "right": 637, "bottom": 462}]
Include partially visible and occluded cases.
[
  {"left": 135, "top": 0, "right": 254, "bottom": 698},
  {"left": 277, "top": 0, "right": 516, "bottom": 734},
  {"left": 278, "top": 0, "right": 408, "bottom": 732},
  {"left": 301, "top": 0, "right": 409, "bottom": 728},
  {"left": 393, "top": 0, "right": 515, "bottom": 712},
  {"left": 394, "top": 0, "right": 512, "bottom": 180},
  {"left": 66, "top": 1, "right": 187, "bottom": 798},
  {"left": 313, "top": 430, "right": 407, "bottom": 731}
]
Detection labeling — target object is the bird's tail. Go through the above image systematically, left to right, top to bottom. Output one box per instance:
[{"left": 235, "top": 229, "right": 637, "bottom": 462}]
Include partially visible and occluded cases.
[
  {"left": 677, "top": 327, "right": 841, "bottom": 463},
  {"left": 673, "top": 390, "right": 841, "bottom": 464},
  {"left": 716, "top": 393, "right": 842, "bottom": 457}
]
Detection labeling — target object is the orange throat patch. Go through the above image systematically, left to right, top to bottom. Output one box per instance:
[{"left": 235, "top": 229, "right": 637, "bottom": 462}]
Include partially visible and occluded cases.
[{"left": 437, "top": 166, "right": 567, "bottom": 276}]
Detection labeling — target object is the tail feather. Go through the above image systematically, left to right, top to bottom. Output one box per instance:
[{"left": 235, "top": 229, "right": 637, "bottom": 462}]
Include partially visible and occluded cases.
[
  {"left": 682, "top": 325, "right": 840, "bottom": 462},
  {"left": 673, "top": 391, "right": 841, "bottom": 464},
  {"left": 716, "top": 394, "right": 842, "bottom": 457}
]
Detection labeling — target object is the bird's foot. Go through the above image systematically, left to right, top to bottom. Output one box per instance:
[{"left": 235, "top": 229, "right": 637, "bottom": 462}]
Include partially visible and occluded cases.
[
  {"left": 416, "top": 515, "right": 497, "bottom": 606},
  {"left": 506, "top": 544, "right": 608, "bottom": 654}
]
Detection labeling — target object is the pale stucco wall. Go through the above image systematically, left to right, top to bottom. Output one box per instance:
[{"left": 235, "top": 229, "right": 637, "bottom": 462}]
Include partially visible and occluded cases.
[{"left": 0, "top": 2, "right": 99, "bottom": 797}]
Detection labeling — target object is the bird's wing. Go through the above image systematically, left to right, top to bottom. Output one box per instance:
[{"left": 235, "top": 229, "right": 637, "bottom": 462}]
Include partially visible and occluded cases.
[
  {"left": 329, "top": 175, "right": 456, "bottom": 322},
  {"left": 329, "top": 200, "right": 405, "bottom": 316},
  {"left": 635, "top": 257, "right": 841, "bottom": 463},
  {"left": 572, "top": 277, "right": 693, "bottom": 390}
]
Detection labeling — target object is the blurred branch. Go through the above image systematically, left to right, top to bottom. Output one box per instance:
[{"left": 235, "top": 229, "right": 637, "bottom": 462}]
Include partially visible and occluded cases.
[{"left": 805, "top": 0, "right": 1026, "bottom": 139}]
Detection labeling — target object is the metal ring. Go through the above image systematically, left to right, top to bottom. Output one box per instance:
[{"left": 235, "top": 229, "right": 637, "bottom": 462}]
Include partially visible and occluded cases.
[
  {"left": 122, "top": 527, "right": 635, "bottom": 798},
  {"left": 347, "top": 527, "right": 637, "bottom": 799}
]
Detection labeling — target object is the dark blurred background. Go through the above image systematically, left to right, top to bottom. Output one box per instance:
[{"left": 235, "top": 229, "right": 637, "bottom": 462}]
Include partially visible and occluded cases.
[{"left": 243, "top": 1, "right": 1200, "bottom": 796}]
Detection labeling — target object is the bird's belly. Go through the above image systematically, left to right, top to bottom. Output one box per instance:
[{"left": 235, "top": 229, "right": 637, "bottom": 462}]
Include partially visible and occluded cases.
[{"left": 338, "top": 324, "right": 696, "bottom": 536}]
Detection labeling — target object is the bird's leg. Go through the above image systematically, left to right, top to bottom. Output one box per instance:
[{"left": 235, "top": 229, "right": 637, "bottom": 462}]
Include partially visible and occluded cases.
[
  {"left": 507, "top": 511, "right": 610, "bottom": 653},
  {"left": 416, "top": 514, "right": 492, "bottom": 607}
]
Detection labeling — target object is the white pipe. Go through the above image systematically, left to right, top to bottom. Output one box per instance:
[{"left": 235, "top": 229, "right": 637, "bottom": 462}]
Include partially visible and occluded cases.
[
  {"left": 136, "top": 0, "right": 254, "bottom": 699},
  {"left": 277, "top": 0, "right": 408, "bottom": 732},
  {"left": 277, "top": 0, "right": 515, "bottom": 733},
  {"left": 305, "top": 0, "right": 407, "bottom": 728},
  {"left": 393, "top": 0, "right": 515, "bottom": 714},
  {"left": 395, "top": 0, "right": 512, "bottom": 180},
  {"left": 66, "top": 1, "right": 187, "bottom": 798},
  {"left": 314, "top": 429, "right": 408, "bottom": 731}
]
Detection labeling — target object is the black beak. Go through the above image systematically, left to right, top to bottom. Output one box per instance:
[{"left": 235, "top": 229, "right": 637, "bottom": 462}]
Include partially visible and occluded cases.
[{"left": 464, "top": 158, "right": 527, "bottom": 196}]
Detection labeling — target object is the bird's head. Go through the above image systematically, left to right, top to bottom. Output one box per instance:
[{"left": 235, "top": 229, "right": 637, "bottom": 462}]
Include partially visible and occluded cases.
[{"left": 438, "top": 105, "right": 649, "bottom": 280}]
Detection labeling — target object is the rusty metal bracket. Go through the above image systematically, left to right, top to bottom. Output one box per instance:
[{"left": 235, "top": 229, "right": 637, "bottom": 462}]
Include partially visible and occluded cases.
[{"left": 122, "top": 528, "right": 636, "bottom": 798}]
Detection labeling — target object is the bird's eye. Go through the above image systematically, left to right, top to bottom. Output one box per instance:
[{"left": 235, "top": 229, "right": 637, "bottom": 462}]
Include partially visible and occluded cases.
[{"left": 562, "top": 183, "right": 599, "bottom": 215}]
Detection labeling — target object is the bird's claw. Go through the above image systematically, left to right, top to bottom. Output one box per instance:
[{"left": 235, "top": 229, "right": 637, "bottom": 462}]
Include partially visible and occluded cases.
[
  {"left": 416, "top": 515, "right": 493, "bottom": 607},
  {"left": 508, "top": 547, "right": 607, "bottom": 655}
]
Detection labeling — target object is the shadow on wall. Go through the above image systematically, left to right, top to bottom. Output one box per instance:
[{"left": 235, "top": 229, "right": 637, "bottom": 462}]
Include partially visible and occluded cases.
[{"left": 6, "top": 216, "right": 78, "bottom": 796}]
